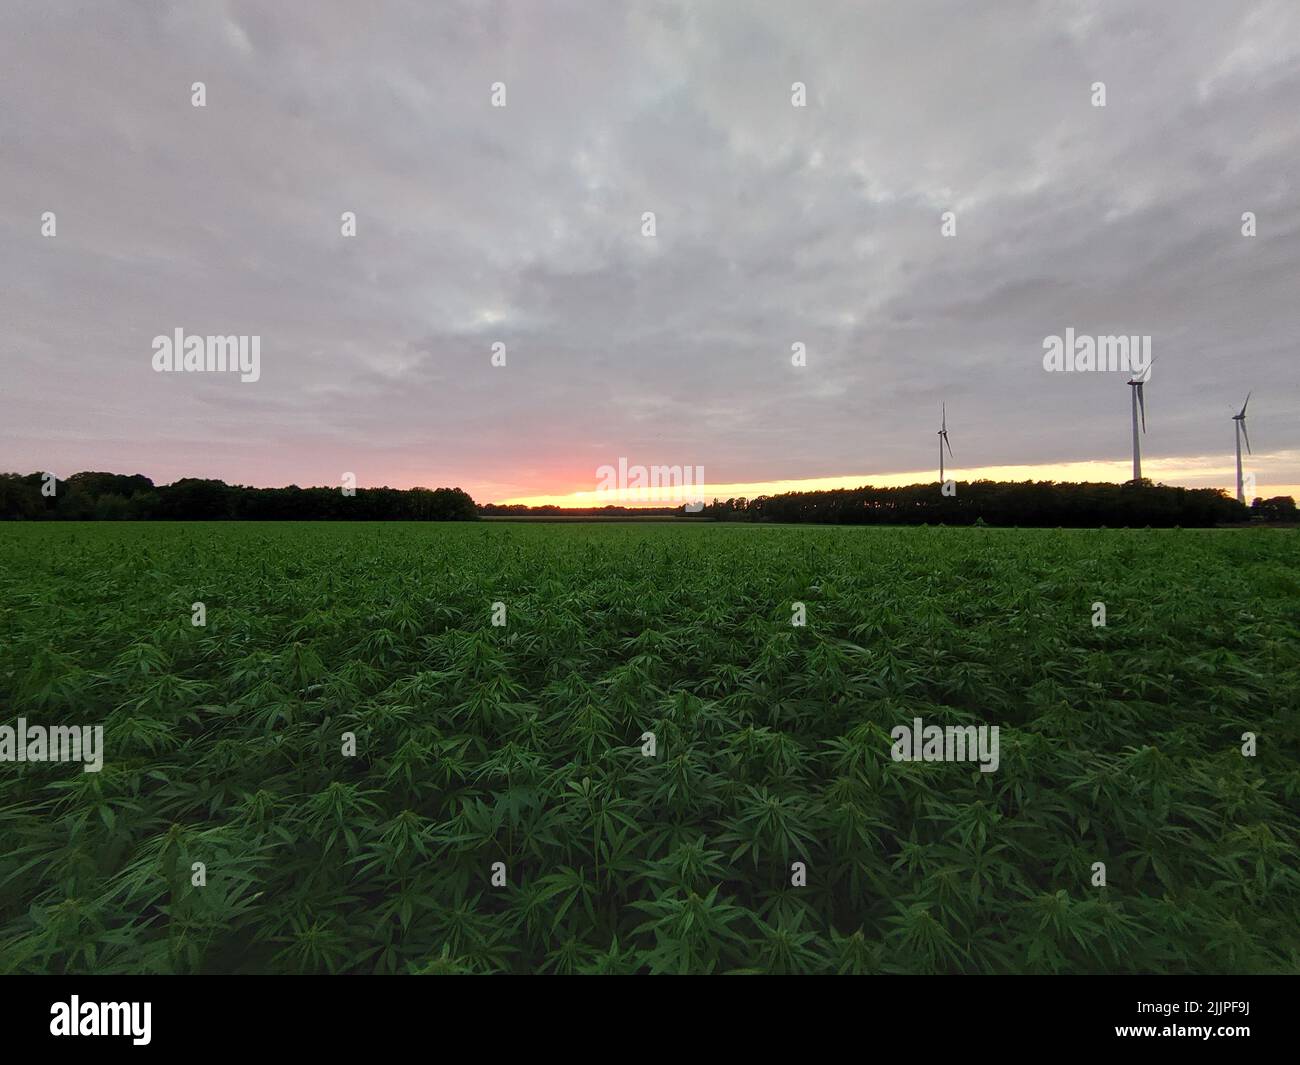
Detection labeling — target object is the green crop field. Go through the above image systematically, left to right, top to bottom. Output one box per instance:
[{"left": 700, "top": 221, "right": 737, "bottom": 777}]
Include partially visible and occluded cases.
[{"left": 1, "top": 522, "right": 1297, "bottom": 974}]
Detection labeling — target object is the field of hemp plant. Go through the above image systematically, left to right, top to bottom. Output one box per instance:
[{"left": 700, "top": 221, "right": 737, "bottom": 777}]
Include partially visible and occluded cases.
[{"left": 1, "top": 521, "right": 1297, "bottom": 974}]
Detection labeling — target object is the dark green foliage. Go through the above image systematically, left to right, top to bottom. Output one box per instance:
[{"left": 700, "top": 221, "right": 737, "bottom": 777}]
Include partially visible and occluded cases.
[
  {"left": 0, "top": 473, "right": 478, "bottom": 522},
  {"left": 703, "top": 479, "right": 1262, "bottom": 526},
  {"left": 1252, "top": 496, "right": 1298, "bottom": 522},
  {"left": 1, "top": 522, "right": 1297, "bottom": 974}
]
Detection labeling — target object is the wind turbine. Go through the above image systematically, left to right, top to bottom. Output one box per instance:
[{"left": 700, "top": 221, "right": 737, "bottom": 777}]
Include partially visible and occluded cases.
[
  {"left": 1126, "top": 362, "right": 1151, "bottom": 482},
  {"left": 1233, "top": 392, "right": 1252, "bottom": 503},
  {"left": 938, "top": 403, "right": 953, "bottom": 482}
]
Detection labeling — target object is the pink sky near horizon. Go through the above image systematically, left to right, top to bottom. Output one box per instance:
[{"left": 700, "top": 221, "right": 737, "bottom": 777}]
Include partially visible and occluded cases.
[{"left": 12, "top": 447, "right": 1297, "bottom": 508}]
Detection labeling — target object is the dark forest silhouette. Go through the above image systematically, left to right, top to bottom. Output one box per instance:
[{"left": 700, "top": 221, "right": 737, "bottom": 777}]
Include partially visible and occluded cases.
[
  {"left": 2, "top": 471, "right": 1294, "bottom": 526},
  {"left": 0, "top": 472, "right": 477, "bottom": 521},
  {"left": 692, "top": 481, "right": 1294, "bottom": 527}
]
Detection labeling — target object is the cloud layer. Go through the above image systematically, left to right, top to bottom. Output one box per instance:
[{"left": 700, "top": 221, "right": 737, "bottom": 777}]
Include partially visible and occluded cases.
[{"left": 2, "top": 0, "right": 1297, "bottom": 501}]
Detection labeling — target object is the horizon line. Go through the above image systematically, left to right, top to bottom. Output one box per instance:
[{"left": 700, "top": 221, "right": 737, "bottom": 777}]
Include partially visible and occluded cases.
[
  {"left": 15, "top": 451, "right": 1298, "bottom": 507},
  {"left": 496, "top": 453, "right": 1300, "bottom": 508}
]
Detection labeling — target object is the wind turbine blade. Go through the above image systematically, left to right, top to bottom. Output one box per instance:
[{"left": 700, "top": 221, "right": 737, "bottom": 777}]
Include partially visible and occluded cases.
[
  {"left": 1137, "top": 382, "right": 1146, "bottom": 432},
  {"left": 1240, "top": 391, "right": 1251, "bottom": 418},
  {"left": 942, "top": 403, "right": 946, "bottom": 432},
  {"left": 1241, "top": 420, "right": 1252, "bottom": 454},
  {"left": 944, "top": 433, "right": 953, "bottom": 459}
]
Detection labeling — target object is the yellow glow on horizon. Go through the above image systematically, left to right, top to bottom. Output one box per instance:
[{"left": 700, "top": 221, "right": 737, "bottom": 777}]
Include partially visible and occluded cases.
[{"left": 496, "top": 452, "right": 1300, "bottom": 508}]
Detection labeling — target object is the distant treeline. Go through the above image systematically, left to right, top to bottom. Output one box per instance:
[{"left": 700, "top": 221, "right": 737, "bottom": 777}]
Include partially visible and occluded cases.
[
  {"left": 3, "top": 472, "right": 1295, "bottom": 526},
  {"left": 0, "top": 473, "right": 478, "bottom": 521},
  {"left": 695, "top": 480, "right": 1296, "bottom": 527}
]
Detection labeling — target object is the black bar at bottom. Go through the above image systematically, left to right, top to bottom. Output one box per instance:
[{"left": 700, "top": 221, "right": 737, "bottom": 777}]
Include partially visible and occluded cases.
[{"left": 0, "top": 974, "right": 1288, "bottom": 1051}]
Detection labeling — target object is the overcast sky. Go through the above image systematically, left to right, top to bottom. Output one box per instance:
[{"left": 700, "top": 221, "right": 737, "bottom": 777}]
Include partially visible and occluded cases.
[{"left": 2, "top": 0, "right": 1298, "bottom": 503}]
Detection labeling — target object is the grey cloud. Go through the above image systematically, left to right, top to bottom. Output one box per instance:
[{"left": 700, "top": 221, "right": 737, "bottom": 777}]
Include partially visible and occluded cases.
[{"left": 1, "top": 0, "right": 1296, "bottom": 498}]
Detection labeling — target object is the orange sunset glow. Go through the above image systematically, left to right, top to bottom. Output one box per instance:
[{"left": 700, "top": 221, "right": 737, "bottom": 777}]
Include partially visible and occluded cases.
[{"left": 498, "top": 452, "right": 1300, "bottom": 508}]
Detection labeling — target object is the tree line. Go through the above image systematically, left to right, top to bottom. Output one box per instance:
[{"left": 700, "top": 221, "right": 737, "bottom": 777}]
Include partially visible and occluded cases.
[
  {"left": 3, "top": 471, "right": 1294, "bottom": 526},
  {"left": 0, "top": 472, "right": 478, "bottom": 521},
  {"left": 692, "top": 480, "right": 1296, "bottom": 527}
]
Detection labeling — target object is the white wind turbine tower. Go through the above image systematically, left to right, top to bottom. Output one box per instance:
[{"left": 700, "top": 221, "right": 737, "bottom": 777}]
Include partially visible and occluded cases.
[
  {"left": 1126, "top": 362, "right": 1151, "bottom": 482},
  {"left": 1233, "top": 392, "right": 1252, "bottom": 504},
  {"left": 938, "top": 403, "right": 953, "bottom": 482}
]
